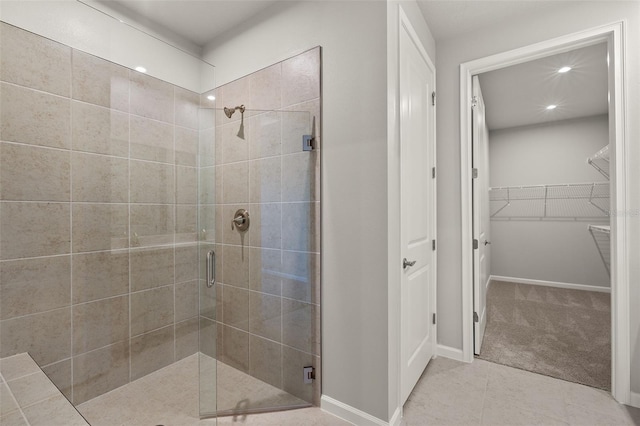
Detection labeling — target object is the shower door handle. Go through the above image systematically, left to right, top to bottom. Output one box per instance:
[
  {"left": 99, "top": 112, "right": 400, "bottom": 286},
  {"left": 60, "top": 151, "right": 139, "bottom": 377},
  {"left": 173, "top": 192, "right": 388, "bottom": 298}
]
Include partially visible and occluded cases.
[{"left": 206, "top": 250, "right": 215, "bottom": 288}]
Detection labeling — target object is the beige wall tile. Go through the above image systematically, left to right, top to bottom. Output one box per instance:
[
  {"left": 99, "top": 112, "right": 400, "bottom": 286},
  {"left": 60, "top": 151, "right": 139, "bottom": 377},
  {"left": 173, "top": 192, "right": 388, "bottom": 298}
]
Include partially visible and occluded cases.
[
  {"left": 0, "top": 23, "right": 71, "bottom": 97},
  {"left": 281, "top": 48, "right": 320, "bottom": 107},
  {"left": 72, "top": 50, "right": 129, "bottom": 112},
  {"left": 249, "top": 63, "right": 282, "bottom": 111},
  {"left": 130, "top": 72, "right": 174, "bottom": 124},
  {"left": 0, "top": 83, "right": 70, "bottom": 149},
  {"left": 175, "top": 87, "right": 199, "bottom": 130},
  {"left": 282, "top": 100, "right": 318, "bottom": 155},
  {"left": 71, "top": 101, "right": 129, "bottom": 157},
  {"left": 248, "top": 112, "right": 282, "bottom": 160},
  {"left": 130, "top": 115, "right": 174, "bottom": 163},
  {"left": 221, "top": 121, "right": 249, "bottom": 164},
  {"left": 176, "top": 127, "right": 198, "bottom": 167},
  {"left": 199, "top": 127, "right": 216, "bottom": 167},
  {"left": 1, "top": 143, "right": 70, "bottom": 202},
  {"left": 72, "top": 152, "right": 128, "bottom": 203},
  {"left": 282, "top": 152, "right": 318, "bottom": 202},
  {"left": 249, "top": 157, "right": 281, "bottom": 203},
  {"left": 130, "top": 160, "right": 175, "bottom": 204},
  {"left": 222, "top": 162, "right": 249, "bottom": 205},
  {"left": 176, "top": 166, "right": 197, "bottom": 204},
  {"left": 199, "top": 166, "right": 216, "bottom": 205},
  {"left": 1, "top": 202, "right": 70, "bottom": 260},
  {"left": 281, "top": 202, "right": 319, "bottom": 252},
  {"left": 249, "top": 203, "right": 282, "bottom": 249},
  {"left": 72, "top": 204, "right": 128, "bottom": 252},
  {"left": 130, "top": 204, "right": 174, "bottom": 247},
  {"left": 176, "top": 205, "right": 197, "bottom": 243},
  {"left": 198, "top": 205, "right": 215, "bottom": 243},
  {"left": 175, "top": 245, "right": 198, "bottom": 284},
  {"left": 222, "top": 245, "right": 249, "bottom": 288},
  {"left": 130, "top": 247, "right": 174, "bottom": 292},
  {"left": 248, "top": 247, "right": 282, "bottom": 296},
  {"left": 72, "top": 251, "right": 129, "bottom": 304},
  {"left": 282, "top": 251, "right": 319, "bottom": 304},
  {"left": 0, "top": 256, "right": 71, "bottom": 320},
  {"left": 175, "top": 281, "right": 198, "bottom": 322},
  {"left": 222, "top": 285, "right": 249, "bottom": 331},
  {"left": 130, "top": 286, "right": 174, "bottom": 336},
  {"left": 249, "top": 292, "right": 281, "bottom": 342},
  {"left": 73, "top": 296, "right": 128, "bottom": 354},
  {"left": 282, "top": 299, "right": 317, "bottom": 355},
  {"left": 0, "top": 308, "right": 71, "bottom": 366},
  {"left": 175, "top": 317, "right": 198, "bottom": 360},
  {"left": 199, "top": 317, "right": 217, "bottom": 359},
  {"left": 220, "top": 325, "right": 248, "bottom": 372},
  {"left": 130, "top": 326, "right": 174, "bottom": 380},
  {"left": 249, "top": 335, "right": 282, "bottom": 389},
  {"left": 72, "top": 341, "right": 129, "bottom": 405},
  {"left": 282, "top": 346, "right": 317, "bottom": 404},
  {"left": 42, "top": 359, "right": 72, "bottom": 402}
]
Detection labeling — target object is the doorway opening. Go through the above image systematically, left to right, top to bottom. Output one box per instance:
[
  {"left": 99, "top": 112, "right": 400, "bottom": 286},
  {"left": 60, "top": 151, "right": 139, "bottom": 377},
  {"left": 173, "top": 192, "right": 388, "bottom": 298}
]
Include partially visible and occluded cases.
[{"left": 459, "top": 22, "right": 630, "bottom": 404}]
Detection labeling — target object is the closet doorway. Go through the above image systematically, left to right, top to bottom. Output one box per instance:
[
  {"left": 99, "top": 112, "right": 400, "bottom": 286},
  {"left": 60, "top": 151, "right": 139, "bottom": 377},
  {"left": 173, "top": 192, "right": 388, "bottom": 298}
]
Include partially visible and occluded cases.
[
  {"left": 459, "top": 22, "right": 631, "bottom": 404},
  {"left": 475, "top": 42, "right": 611, "bottom": 389}
]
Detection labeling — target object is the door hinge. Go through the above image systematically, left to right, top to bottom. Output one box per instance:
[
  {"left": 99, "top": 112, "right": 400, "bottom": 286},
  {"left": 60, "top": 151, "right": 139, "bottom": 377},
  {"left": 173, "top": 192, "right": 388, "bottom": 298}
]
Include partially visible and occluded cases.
[
  {"left": 432, "top": 91, "right": 436, "bottom": 106},
  {"left": 471, "top": 96, "right": 478, "bottom": 109},
  {"left": 432, "top": 167, "right": 436, "bottom": 179},
  {"left": 472, "top": 168, "right": 478, "bottom": 179},
  {"left": 432, "top": 239, "right": 436, "bottom": 251},
  {"left": 473, "top": 239, "right": 479, "bottom": 250},
  {"left": 473, "top": 312, "right": 479, "bottom": 323},
  {"left": 432, "top": 313, "right": 436, "bottom": 325},
  {"left": 303, "top": 366, "right": 315, "bottom": 384}
]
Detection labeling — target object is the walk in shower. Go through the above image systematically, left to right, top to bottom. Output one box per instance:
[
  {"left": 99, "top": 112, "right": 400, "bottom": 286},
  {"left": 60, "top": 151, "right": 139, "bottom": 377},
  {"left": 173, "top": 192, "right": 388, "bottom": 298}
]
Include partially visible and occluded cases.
[{"left": 0, "top": 2, "right": 321, "bottom": 424}]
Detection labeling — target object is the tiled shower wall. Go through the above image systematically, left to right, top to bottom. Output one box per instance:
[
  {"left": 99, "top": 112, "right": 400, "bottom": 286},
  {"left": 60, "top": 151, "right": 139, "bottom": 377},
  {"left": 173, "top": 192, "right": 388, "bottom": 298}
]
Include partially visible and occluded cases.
[
  {"left": 0, "top": 23, "right": 203, "bottom": 404},
  {"left": 199, "top": 47, "right": 322, "bottom": 405}
]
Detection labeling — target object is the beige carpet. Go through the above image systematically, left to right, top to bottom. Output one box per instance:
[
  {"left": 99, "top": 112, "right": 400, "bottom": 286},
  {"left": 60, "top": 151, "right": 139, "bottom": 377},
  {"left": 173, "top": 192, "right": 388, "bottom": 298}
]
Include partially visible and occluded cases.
[{"left": 478, "top": 280, "right": 611, "bottom": 390}]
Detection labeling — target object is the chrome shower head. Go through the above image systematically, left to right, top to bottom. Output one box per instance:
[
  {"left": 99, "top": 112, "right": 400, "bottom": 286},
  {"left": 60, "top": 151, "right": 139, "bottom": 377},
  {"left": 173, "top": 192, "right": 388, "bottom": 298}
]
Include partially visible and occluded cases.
[{"left": 224, "top": 105, "right": 245, "bottom": 119}]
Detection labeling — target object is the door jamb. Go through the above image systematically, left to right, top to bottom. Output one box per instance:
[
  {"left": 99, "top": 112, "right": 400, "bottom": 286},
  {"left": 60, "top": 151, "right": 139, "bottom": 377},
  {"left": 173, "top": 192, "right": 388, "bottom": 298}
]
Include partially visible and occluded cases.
[{"left": 459, "top": 22, "right": 629, "bottom": 404}]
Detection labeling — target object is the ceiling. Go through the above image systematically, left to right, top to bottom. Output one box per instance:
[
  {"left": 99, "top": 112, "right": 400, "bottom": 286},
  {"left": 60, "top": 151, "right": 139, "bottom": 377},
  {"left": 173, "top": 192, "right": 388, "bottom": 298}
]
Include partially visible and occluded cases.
[
  {"left": 96, "top": 0, "right": 608, "bottom": 130},
  {"left": 479, "top": 43, "right": 609, "bottom": 130}
]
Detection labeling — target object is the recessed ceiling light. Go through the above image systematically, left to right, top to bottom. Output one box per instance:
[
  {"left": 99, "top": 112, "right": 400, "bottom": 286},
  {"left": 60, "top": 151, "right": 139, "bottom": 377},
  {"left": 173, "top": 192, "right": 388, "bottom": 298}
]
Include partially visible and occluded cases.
[
  {"left": 135, "top": 66, "right": 147, "bottom": 73},
  {"left": 558, "top": 66, "right": 572, "bottom": 73},
  {"left": 207, "top": 95, "right": 215, "bottom": 101},
  {"left": 546, "top": 104, "right": 557, "bottom": 110}
]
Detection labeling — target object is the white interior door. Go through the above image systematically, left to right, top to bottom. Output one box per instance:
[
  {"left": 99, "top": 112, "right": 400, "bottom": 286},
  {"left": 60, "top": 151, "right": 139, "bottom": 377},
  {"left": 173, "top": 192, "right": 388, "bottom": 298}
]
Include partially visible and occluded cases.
[
  {"left": 400, "top": 15, "right": 436, "bottom": 405},
  {"left": 472, "top": 75, "right": 490, "bottom": 355}
]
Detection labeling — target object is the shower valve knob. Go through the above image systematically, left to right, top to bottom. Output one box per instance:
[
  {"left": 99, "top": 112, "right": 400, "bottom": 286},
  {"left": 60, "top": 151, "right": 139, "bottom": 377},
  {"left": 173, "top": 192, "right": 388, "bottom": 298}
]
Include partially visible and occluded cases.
[{"left": 231, "top": 209, "right": 250, "bottom": 232}]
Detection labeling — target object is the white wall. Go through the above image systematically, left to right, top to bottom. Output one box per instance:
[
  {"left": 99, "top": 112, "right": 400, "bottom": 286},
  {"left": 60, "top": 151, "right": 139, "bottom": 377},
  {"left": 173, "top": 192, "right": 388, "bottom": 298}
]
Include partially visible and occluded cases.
[
  {"left": 0, "top": 0, "right": 213, "bottom": 92},
  {"left": 204, "top": 1, "right": 434, "bottom": 422},
  {"left": 434, "top": 1, "right": 640, "bottom": 396},
  {"left": 489, "top": 116, "right": 610, "bottom": 288}
]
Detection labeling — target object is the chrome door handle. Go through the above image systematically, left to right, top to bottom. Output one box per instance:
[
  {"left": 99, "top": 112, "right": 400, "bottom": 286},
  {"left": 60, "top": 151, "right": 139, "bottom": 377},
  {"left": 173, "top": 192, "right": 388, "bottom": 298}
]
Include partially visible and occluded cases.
[
  {"left": 206, "top": 250, "right": 215, "bottom": 288},
  {"left": 403, "top": 258, "right": 416, "bottom": 269}
]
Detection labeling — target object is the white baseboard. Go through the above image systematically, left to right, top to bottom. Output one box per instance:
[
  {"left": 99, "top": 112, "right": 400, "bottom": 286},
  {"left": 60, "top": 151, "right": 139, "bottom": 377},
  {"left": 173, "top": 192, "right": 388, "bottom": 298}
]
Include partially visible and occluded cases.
[
  {"left": 490, "top": 275, "right": 610, "bottom": 293},
  {"left": 436, "top": 344, "right": 465, "bottom": 362},
  {"left": 630, "top": 391, "right": 640, "bottom": 409},
  {"left": 321, "top": 395, "right": 389, "bottom": 425},
  {"left": 388, "top": 407, "right": 402, "bottom": 426}
]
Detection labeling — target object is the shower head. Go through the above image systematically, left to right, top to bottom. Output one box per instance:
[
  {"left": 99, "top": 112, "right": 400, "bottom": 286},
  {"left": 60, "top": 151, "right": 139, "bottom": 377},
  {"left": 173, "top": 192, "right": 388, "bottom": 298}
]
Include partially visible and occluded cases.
[{"left": 224, "top": 105, "right": 245, "bottom": 119}]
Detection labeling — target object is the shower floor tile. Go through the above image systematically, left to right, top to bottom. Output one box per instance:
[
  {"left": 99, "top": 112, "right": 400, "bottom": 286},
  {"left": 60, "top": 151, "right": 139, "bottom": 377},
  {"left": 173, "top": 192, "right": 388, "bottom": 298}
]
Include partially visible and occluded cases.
[{"left": 77, "top": 353, "right": 346, "bottom": 426}]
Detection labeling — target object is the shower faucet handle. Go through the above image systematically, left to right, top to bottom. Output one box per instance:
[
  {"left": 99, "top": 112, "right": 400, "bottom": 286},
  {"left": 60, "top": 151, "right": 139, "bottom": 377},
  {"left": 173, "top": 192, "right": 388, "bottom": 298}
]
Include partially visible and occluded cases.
[{"left": 231, "top": 209, "right": 250, "bottom": 232}]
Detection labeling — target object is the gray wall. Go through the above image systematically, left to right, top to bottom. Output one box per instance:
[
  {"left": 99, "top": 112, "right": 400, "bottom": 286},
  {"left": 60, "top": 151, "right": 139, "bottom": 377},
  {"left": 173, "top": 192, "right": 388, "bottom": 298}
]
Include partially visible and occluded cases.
[
  {"left": 434, "top": 1, "right": 640, "bottom": 395},
  {"left": 489, "top": 115, "right": 610, "bottom": 287}
]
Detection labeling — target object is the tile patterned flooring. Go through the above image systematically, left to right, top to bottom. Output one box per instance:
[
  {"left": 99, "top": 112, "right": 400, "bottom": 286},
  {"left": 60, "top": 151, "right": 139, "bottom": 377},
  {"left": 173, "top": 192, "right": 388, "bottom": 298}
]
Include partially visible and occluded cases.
[{"left": 74, "top": 353, "right": 639, "bottom": 425}]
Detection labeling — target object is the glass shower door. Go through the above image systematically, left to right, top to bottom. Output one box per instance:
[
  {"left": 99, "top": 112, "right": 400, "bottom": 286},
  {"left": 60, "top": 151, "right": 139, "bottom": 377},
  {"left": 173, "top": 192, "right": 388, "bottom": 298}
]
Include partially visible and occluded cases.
[{"left": 198, "top": 106, "right": 320, "bottom": 418}]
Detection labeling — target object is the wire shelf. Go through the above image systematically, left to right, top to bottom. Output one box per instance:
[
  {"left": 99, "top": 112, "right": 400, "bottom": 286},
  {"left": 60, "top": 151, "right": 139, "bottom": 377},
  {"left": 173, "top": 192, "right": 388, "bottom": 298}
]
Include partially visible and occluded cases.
[
  {"left": 587, "top": 145, "right": 610, "bottom": 179},
  {"left": 489, "top": 182, "right": 609, "bottom": 219},
  {"left": 588, "top": 224, "right": 610, "bottom": 277}
]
